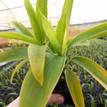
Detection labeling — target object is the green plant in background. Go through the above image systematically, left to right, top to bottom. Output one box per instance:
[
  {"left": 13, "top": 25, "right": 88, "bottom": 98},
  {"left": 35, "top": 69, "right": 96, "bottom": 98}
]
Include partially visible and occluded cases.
[
  {"left": 0, "top": 0, "right": 107, "bottom": 107},
  {"left": 0, "top": 61, "right": 28, "bottom": 106}
]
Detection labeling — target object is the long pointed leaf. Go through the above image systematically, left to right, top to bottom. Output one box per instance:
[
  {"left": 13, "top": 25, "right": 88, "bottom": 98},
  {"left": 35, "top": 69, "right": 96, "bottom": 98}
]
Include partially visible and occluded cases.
[
  {"left": 24, "top": 0, "right": 45, "bottom": 42},
  {"left": 36, "top": 0, "right": 48, "bottom": 17},
  {"left": 56, "top": 0, "right": 73, "bottom": 45},
  {"left": 35, "top": 7, "right": 46, "bottom": 43},
  {"left": 38, "top": 10, "right": 61, "bottom": 54},
  {"left": 13, "top": 21, "right": 33, "bottom": 37},
  {"left": 68, "top": 22, "right": 107, "bottom": 47},
  {"left": 0, "top": 32, "right": 37, "bottom": 44},
  {"left": 28, "top": 44, "right": 47, "bottom": 85},
  {"left": 0, "top": 48, "right": 27, "bottom": 63},
  {"left": 20, "top": 54, "right": 65, "bottom": 107},
  {"left": 72, "top": 56, "right": 107, "bottom": 90},
  {"left": 10, "top": 59, "right": 28, "bottom": 83},
  {"left": 65, "top": 69, "right": 85, "bottom": 107}
]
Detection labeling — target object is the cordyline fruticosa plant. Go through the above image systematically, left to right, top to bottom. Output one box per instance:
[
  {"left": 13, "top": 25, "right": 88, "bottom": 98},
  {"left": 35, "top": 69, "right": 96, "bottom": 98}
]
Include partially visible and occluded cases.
[{"left": 0, "top": 0, "right": 107, "bottom": 107}]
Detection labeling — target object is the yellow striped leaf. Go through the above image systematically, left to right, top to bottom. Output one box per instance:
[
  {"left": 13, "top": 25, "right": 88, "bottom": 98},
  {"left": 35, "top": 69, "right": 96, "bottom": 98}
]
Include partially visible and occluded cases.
[
  {"left": 28, "top": 44, "right": 47, "bottom": 85},
  {"left": 20, "top": 54, "right": 65, "bottom": 107},
  {"left": 72, "top": 56, "right": 107, "bottom": 90},
  {"left": 65, "top": 69, "right": 85, "bottom": 107}
]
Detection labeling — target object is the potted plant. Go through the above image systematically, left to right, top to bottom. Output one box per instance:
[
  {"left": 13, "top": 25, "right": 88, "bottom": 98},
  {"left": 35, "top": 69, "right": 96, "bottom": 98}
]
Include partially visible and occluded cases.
[{"left": 0, "top": 0, "right": 107, "bottom": 107}]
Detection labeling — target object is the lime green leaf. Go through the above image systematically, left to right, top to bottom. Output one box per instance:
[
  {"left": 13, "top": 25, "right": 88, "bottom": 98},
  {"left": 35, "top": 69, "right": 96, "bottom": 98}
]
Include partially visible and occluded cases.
[
  {"left": 24, "top": 0, "right": 45, "bottom": 42},
  {"left": 24, "top": 0, "right": 38, "bottom": 38},
  {"left": 36, "top": 0, "right": 48, "bottom": 17},
  {"left": 56, "top": 0, "right": 73, "bottom": 46},
  {"left": 35, "top": 7, "right": 46, "bottom": 43},
  {"left": 38, "top": 10, "right": 61, "bottom": 54},
  {"left": 13, "top": 21, "right": 33, "bottom": 37},
  {"left": 68, "top": 22, "right": 107, "bottom": 47},
  {"left": 90, "top": 30, "right": 107, "bottom": 38},
  {"left": 0, "top": 32, "right": 37, "bottom": 44},
  {"left": 28, "top": 44, "right": 47, "bottom": 85},
  {"left": 0, "top": 48, "right": 27, "bottom": 63},
  {"left": 20, "top": 54, "right": 65, "bottom": 107},
  {"left": 72, "top": 56, "right": 107, "bottom": 90},
  {"left": 10, "top": 59, "right": 28, "bottom": 83},
  {"left": 65, "top": 69, "right": 85, "bottom": 107}
]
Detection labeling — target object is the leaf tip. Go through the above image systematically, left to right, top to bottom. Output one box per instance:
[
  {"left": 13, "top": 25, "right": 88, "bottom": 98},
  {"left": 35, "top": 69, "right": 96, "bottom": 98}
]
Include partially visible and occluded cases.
[{"left": 34, "top": 73, "right": 44, "bottom": 86}]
